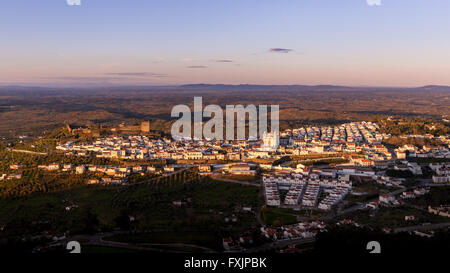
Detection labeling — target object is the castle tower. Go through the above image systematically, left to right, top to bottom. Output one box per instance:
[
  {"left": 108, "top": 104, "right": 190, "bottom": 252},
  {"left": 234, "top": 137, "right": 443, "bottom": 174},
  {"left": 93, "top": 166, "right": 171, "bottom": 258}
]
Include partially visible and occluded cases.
[
  {"left": 141, "top": 121, "right": 150, "bottom": 132},
  {"left": 65, "top": 124, "right": 72, "bottom": 133}
]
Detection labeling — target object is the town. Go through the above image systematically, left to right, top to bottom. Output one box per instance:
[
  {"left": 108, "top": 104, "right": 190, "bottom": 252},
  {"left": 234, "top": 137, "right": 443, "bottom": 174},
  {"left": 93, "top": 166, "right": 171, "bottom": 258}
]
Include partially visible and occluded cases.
[{"left": 1, "top": 118, "right": 449, "bottom": 254}]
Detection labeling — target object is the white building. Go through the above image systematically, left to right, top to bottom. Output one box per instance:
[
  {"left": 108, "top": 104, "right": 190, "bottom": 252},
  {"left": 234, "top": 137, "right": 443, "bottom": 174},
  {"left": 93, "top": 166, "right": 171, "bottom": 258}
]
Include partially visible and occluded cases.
[
  {"left": 262, "top": 131, "right": 279, "bottom": 151},
  {"left": 75, "top": 165, "right": 86, "bottom": 174}
]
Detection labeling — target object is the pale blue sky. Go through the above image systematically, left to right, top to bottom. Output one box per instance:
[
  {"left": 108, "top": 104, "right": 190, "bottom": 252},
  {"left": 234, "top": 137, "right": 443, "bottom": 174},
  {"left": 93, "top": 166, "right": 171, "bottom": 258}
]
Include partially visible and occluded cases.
[{"left": 1, "top": 0, "right": 450, "bottom": 86}]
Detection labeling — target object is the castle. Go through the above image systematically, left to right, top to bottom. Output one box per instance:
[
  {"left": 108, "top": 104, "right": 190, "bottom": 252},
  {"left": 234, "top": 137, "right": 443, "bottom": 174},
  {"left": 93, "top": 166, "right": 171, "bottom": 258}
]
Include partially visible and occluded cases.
[{"left": 114, "top": 121, "right": 150, "bottom": 133}]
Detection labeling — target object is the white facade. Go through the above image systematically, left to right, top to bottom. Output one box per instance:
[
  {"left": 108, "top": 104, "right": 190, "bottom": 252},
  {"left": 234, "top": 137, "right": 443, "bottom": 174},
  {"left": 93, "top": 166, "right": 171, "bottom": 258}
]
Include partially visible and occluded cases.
[{"left": 262, "top": 131, "right": 279, "bottom": 151}]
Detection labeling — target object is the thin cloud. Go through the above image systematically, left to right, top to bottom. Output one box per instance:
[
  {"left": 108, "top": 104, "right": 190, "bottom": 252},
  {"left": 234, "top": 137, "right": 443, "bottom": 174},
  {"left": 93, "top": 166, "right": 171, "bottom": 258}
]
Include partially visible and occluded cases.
[
  {"left": 366, "top": 0, "right": 381, "bottom": 6},
  {"left": 269, "top": 48, "right": 293, "bottom": 53},
  {"left": 215, "top": 59, "right": 233, "bottom": 63},
  {"left": 187, "top": 65, "right": 208, "bottom": 69},
  {"left": 105, "top": 72, "right": 168, "bottom": 77},
  {"left": 44, "top": 74, "right": 169, "bottom": 82},
  {"left": 45, "top": 76, "right": 125, "bottom": 81}
]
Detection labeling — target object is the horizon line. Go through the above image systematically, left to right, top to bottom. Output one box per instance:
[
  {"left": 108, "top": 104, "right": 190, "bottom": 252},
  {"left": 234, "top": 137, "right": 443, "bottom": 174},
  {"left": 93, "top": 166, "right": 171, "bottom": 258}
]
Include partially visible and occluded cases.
[{"left": 0, "top": 82, "right": 449, "bottom": 89}]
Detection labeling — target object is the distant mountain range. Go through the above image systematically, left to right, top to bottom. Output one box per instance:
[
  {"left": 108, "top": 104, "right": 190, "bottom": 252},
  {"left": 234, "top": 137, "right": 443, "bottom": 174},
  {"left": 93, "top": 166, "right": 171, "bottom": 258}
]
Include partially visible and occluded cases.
[
  {"left": 1, "top": 83, "right": 449, "bottom": 92},
  {"left": 180, "top": 84, "right": 450, "bottom": 92},
  {"left": 180, "top": 84, "right": 348, "bottom": 90},
  {"left": 420, "top": 85, "right": 450, "bottom": 91}
]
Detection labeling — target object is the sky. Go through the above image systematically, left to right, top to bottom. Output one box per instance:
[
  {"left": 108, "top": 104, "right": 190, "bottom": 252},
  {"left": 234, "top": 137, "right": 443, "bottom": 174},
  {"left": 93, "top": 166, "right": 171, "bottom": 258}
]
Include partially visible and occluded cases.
[{"left": 1, "top": 0, "right": 450, "bottom": 87}]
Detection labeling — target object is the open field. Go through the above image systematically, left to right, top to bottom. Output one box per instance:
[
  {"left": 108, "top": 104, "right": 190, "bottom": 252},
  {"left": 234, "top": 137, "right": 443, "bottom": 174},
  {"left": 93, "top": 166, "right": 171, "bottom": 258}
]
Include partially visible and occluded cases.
[
  {"left": 1, "top": 85, "right": 449, "bottom": 140},
  {"left": 0, "top": 175, "right": 261, "bottom": 248},
  {"left": 340, "top": 206, "right": 450, "bottom": 229},
  {"left": 261, "top": 207, "right": 327, "bottom": 226}
]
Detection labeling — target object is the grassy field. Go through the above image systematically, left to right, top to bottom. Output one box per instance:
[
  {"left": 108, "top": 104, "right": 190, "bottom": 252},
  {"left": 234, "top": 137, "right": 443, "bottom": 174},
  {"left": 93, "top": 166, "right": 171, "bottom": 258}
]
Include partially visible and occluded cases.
[
  {"left": 217, "top": 174, "right": 260, "bottom": 183},
  {"left": 0, "top": 175, "right": 261, "bottom": 244},
  {"left": 351, "top": 180, "right": 393, "bottom": 195},
  {"left": 0, "top": 185, "right": 120, "bottom": 235},
  {"left": 406, "top": 186, "right": 450, "bottom": 207},
  {"left": 344, "top": 192, "right": 378, "bottom": 203},
  {"left": 261, "top": 206, "right": 329, "bottom": 226},
  {"left": 341, "top": 206, "right": 450, "bottom": 229},
  {"left": 262, "top": 207, "right": 298, "bottom": 226}
]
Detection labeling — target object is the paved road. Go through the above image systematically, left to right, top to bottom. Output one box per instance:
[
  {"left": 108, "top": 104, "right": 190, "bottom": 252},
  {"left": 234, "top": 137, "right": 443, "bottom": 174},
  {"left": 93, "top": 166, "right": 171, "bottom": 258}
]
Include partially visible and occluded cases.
[
  {"left": 8, "top": 148, "right": 48, "bottom": 155},
  {"left": 297, "top": 157, "right": 343, "bottom": 164},
  {"left": 336, "top": 178, "right": 448, "bottom": 217},
  {"left": 416, "top": 178, "right": 450, "bottom": 187},
  {"left": 423, "top": 183, "right": 449, "bottom": 187},
  {"left": 337, "top": 187, "right": 408, "bottom": 216},
  {"left": 393, "top": 222, "right": 450, "bottom": 233},
  {"left": 47, "top": 231, "right": 217, "bottom": 253},
  {"left": 246, "top": 237, "right": 315, "bottom": 253},
  {"left": 96, "top": 240, "right": 216, "bottom": 253}
]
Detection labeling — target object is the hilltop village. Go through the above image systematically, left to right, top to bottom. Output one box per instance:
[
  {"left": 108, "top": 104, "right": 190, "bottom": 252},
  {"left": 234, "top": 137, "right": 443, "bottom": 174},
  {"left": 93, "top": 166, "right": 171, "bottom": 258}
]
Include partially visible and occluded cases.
[
  {"left": 2, "top": 119, "right": 449, "bottom": 253},
  {"left": 7, "top": 121, "right": 446, "bottom": 209}
]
